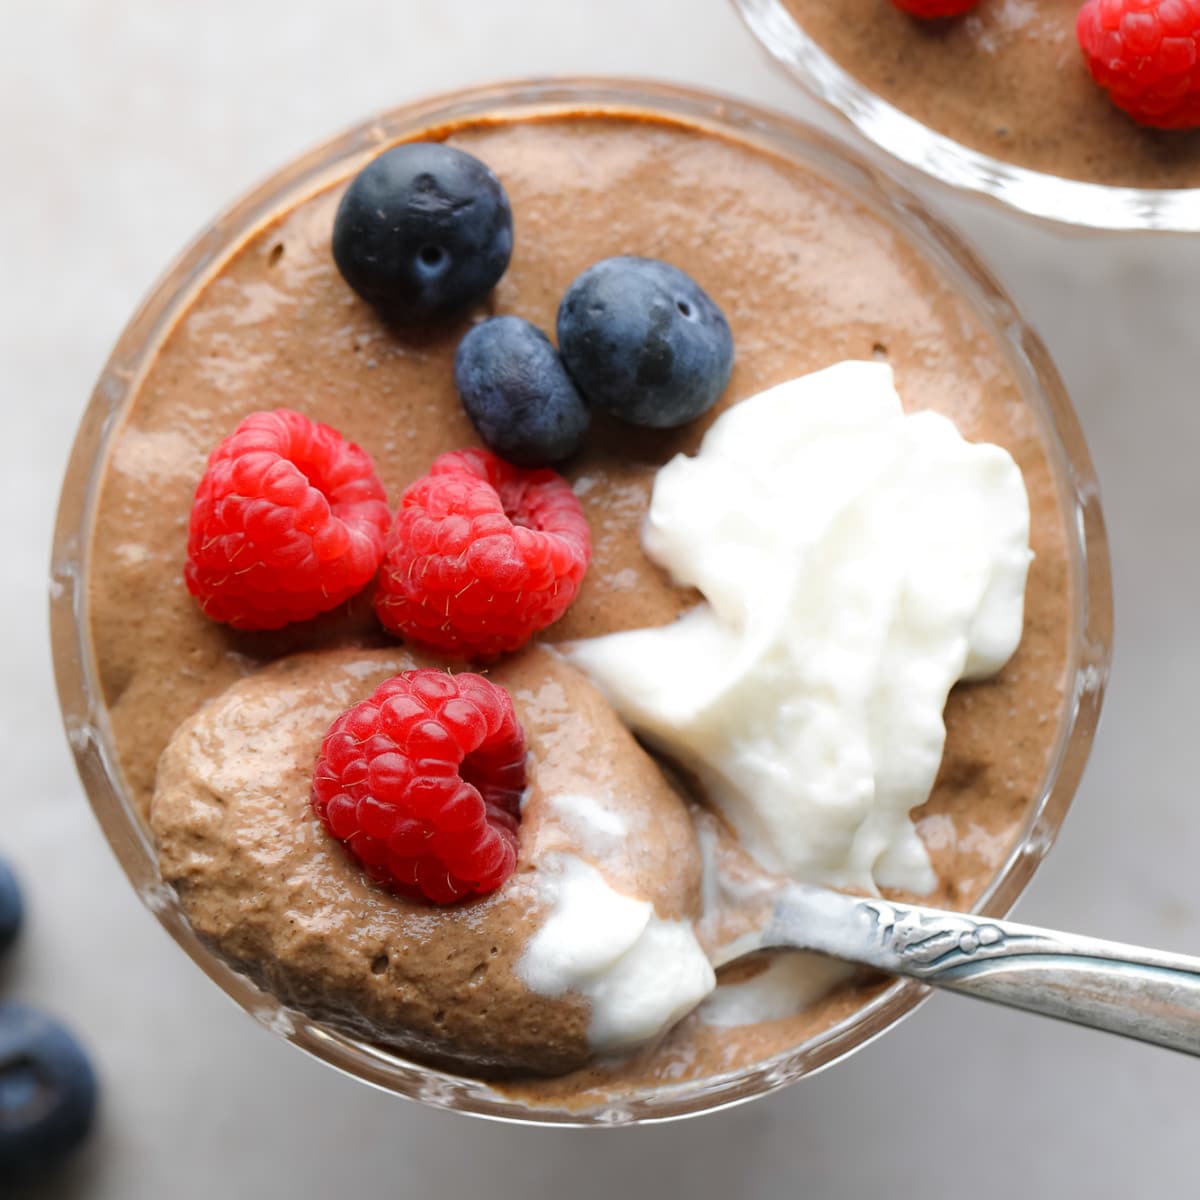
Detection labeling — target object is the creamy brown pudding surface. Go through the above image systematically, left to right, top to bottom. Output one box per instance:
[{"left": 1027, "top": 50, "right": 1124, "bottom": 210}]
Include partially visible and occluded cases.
[
  {"left": 782, "top": 0, "right": 1200, "bottom": 188},
  {"left": 89, "top": 111, "right": 1073, "bottom": 1105},
  {"left": 151, "top": 646, "right": 703, "bottom": 1077}
]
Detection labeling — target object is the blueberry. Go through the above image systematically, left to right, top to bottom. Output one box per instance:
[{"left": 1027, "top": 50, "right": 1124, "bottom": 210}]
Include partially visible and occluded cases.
[
  {"left": 332, "top": 142, "right": 513, "bottom": 322},
  {"left": 556, "top": 256, "right": 734, "bottom": 429},
  {"left": 454, "top": 316, "right": 589, "bottom": 467},
  {"left": 0, "top": 861, "right": 20, "bottom": 958},
  {"left": 0, "top": 1005, "right": 97, "bottom": 1183}
]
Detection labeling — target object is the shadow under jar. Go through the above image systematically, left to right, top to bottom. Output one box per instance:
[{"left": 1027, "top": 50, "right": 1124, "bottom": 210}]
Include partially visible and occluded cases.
[{"left": 50, "top": 78, "right": 1112, "bottom": 1124}]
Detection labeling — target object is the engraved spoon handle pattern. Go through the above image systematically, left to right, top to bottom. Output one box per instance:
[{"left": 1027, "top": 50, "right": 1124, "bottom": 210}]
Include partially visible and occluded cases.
[{"left": 765, "top": 884, "right": 1200, "bottom": 1055}]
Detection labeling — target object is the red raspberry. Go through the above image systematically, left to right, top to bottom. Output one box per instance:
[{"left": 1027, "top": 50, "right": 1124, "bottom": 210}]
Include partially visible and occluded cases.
[
  {"left": 890, "top": 0, "right": 978, "bottom": 17},
  {"left": 1077, "top": 0, "right": 1200, "bottom": 129},
  {"left": 185, "top": 409, "right": 391, "bottom": 631},
  {"left": 375, "top": 449, "right": 590, "bottom": 659},
  {"left": 311, "top": 669, "right": 525, "bottom": 904}
]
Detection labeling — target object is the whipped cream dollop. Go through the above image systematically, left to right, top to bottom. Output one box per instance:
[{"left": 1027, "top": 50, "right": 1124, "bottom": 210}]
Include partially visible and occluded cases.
[
  {"left": 567, "top": 361, "right": 1032, "bottom": 894},
  {"left": 519, "top": 854, "right": 716, "bottom": 1052}
]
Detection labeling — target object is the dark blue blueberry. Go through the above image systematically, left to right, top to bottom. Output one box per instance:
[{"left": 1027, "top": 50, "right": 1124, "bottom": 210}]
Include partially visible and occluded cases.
[
  {"left": 332, "top": 142, "right": 513, "bottom": 322},
  {"left": 556, "top": 256, "right": 734, "bottom": 429},
  {"left": 454, "top": 316, "right": 589, "bottom": 467},
  {"left": 0, "top": 861, "right": 20, "bottom": 958},
  {"left": 0, "top": 1005, "right": 97, "bottom": 1184}
]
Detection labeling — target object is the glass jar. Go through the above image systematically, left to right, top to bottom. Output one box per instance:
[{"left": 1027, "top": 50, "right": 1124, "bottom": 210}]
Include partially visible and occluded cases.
[
  {"left": 732, "top": 0, "right": 1200, "bottom": 231},
  {"left": 50, "top": 78, "right": 1112, "bottom": 1124}
]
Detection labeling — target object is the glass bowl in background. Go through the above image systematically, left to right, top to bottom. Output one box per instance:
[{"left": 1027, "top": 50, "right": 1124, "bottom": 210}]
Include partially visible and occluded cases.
[
  {"left": 731, "top": 0, "right": 1200, "bottom": 232},
  {"left": 49, "top": 78, "right": 1112, "bottom": 1125}
]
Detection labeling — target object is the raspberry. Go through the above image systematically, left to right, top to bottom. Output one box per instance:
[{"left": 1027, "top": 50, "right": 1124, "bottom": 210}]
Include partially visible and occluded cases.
[
  {"left": 890, "top": 0, "right": 978, "bottom": 16},
  {"left": 1077, "top": 0, "right": 1200, "bottom": 129},
  {"left": 185, "top": 409, "right": 391, "bottom": 631},
  {"left": 374, "top": 449, "right": 590, "bottom": 658},
  {"left": 311, "top": 669, "right": 525, "bottom": 904}
]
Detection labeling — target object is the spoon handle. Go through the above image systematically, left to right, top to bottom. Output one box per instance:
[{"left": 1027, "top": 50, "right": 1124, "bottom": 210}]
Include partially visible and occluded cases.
[{"left": 769, "top": 885, "right": 1200, "bottom": 1055}]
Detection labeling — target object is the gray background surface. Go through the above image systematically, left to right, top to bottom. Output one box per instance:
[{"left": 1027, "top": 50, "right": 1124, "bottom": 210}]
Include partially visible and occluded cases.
[{"left": 5, "top": 1, "right": 1198, "bottom": 1195}]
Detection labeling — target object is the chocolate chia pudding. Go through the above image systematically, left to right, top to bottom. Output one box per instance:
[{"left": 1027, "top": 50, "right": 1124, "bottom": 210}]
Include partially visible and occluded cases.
[
  {"left": 778, "top": 0, "right": 1200, "bottom": 188},
  {"left": 67, "top": 93, "right": 1096, "bottom": 1114},
  {"left": 152, "top": 645, "right": 708, "bottom": 1077}
]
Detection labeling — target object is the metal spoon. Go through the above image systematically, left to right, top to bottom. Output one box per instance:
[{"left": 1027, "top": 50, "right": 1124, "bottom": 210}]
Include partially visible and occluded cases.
[{"left": 717, "top": 880, "right": 1200, "bottom": 1055}]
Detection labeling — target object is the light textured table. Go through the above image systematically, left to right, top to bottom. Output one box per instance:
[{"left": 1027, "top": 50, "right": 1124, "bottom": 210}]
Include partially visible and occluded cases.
[{"left": 5, "top": 1, "right": 1199, "bottom": 1195}]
